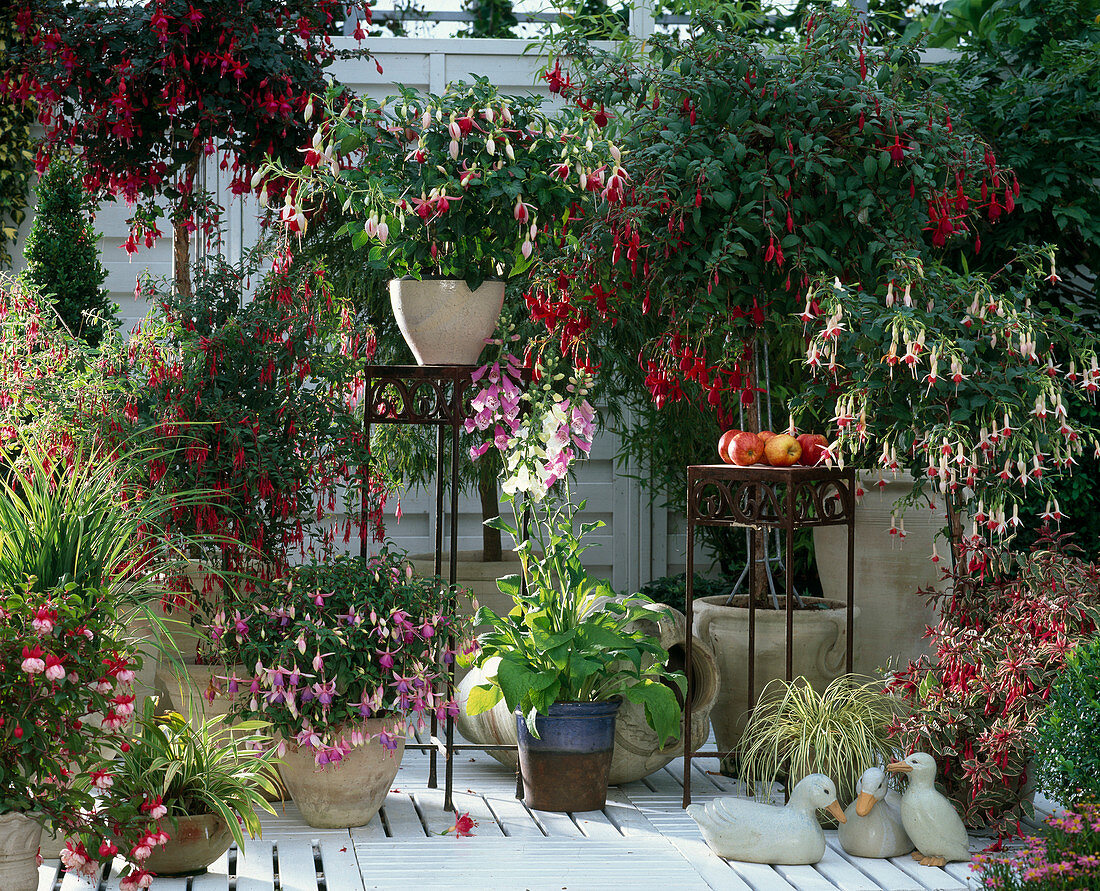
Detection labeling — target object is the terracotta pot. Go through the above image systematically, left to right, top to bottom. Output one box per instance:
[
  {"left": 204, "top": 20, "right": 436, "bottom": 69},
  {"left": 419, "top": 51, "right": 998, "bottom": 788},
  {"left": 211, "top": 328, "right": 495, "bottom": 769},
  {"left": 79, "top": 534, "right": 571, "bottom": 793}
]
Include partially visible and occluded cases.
[
  {"left": 389, "top": 278, "right": 505, "bottom": 366},
  {"left": 813, "top": 472, "right": 946, "bottom": 676},
  {"left": 692, "top": 595, "right": 857, "bottom": 766},
  {"left": 457, "top": 604, "right": 721, "bottom": 784},
  {"left": 277, "top": 721, "right": 404, "bottom": 828},
  {"left": 0, "top": 812, "right": 43, "bottom": 891},
  {"left": 143, "top": 813, "right": 233, "bottom": 877}
]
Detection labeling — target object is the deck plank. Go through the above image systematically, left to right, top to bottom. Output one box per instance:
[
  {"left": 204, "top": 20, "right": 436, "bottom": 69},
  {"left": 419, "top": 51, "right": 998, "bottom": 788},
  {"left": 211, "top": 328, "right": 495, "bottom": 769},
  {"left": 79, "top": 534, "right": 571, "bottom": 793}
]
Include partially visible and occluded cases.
[
  {"left": 481, "top": 791, "right": 544, "bottom": 838},
  {"left": 379, "top": 792, "right": 427, "bottom": 839},
  {"left": 526, "top": 806, "right": 585, "bottom": 838},
  {"left": 663, "top": 837, "right": 755, "bottom": 891},
  {"left": 825, "top": 837, "right": 928, "bottom": 890},
  {"left": 236, "top": 839, "right": 275, "bottom": 891},
  {"left": 275, "top": 839, "right": 320, "bottom": 891},
  {"left": 317, "top": 839, "right": 366, "bottom": 891},
  {"left": 190, "top": 850, "right": 231, "bottom": 891},
  {"left": 887, "top": 855, "right": 967, "bottom": 890},
  {"left": 37, "top": 862, "right": 61, "bottom": 891}
]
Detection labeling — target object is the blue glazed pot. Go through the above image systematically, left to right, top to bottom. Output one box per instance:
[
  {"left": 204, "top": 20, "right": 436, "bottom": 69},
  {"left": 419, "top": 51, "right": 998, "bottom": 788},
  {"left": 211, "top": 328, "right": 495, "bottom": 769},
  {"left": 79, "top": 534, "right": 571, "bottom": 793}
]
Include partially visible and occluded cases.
[{"left": 516, "top": 700, "right": 621, "bottom": 812}]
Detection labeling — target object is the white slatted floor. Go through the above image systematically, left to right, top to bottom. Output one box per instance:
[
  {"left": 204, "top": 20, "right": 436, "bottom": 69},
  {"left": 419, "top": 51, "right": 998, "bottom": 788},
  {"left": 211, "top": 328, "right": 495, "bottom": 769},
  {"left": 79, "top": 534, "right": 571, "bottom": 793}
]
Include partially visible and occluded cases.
[{"left": 41, "top": 734, "right": 1050, "bottom": 891}]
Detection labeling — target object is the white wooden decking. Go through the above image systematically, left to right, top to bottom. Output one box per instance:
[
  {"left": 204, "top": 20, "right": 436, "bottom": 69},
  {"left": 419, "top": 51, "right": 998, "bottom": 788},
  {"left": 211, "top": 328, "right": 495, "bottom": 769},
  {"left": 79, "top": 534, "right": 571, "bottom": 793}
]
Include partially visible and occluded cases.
[{"left": 40, "top": 735, "right": 1037, "bottom": 891}]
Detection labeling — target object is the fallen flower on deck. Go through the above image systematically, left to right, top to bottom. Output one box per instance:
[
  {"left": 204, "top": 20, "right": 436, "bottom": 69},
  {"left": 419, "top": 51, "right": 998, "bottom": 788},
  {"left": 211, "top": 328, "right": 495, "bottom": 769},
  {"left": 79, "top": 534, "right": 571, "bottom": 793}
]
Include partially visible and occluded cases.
[{"left": 442, "top": 812, "right": 478, "bottom": 837}]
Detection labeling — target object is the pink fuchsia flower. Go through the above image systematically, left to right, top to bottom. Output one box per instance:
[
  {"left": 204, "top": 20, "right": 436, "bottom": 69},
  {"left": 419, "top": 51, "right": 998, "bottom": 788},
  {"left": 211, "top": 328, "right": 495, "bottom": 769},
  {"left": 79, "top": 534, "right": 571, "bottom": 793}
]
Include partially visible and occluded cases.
[
  {"left": 32, "top": 606, "right": 57, "bottom": 635},
  {"left": 20, "top": 645, "right": 45, "bottom": 674},
  {"left": 43, "top": 654, "right": 66, "bottom": 682}
]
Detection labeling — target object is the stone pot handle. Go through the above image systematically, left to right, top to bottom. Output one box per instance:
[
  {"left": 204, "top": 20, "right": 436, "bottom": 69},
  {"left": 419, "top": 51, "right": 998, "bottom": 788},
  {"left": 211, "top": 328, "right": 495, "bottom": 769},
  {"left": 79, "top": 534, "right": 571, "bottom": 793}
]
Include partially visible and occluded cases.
[{"left": 818, "top": 611, "right": 850, "bottom": 679}]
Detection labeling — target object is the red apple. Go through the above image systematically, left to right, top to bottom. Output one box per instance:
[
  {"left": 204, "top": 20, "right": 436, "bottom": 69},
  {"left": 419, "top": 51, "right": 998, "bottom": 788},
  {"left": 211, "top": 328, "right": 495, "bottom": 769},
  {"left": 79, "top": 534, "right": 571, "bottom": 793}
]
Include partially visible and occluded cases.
[
  {"left": 718, "top": 429, "right": 742, "bottom": 464},
  {"left": 756, "top": 430, "right": 776, "bottom": 465},
  {"left": 729, "top": 432, "right": 765, "bottom": 466},
  {"left": 765, "top": 433, "right": 802, "bottom": 467},
  {"left": 797, "top": 433, "right": 829, "bottom": 466}
]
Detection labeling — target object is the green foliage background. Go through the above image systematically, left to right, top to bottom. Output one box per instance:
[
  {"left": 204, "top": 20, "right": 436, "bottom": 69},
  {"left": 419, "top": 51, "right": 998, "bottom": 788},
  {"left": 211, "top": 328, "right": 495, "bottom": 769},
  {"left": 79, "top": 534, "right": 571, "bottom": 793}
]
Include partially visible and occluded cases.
[{"left": 0, "top": 12, "right": 34, "bottom": 270}]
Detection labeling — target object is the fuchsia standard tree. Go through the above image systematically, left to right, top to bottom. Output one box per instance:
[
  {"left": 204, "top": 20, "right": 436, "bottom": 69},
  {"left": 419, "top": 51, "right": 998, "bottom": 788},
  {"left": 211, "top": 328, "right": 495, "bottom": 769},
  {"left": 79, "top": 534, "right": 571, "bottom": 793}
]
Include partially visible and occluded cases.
[{"left": 1, "top": 0, "right": 370, "bottom": 300}]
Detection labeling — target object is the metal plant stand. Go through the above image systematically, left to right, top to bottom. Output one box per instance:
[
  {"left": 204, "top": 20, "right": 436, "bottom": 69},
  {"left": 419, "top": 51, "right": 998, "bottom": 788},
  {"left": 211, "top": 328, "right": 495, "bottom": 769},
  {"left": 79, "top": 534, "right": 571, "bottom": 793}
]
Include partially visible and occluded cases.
[
  {"left": 360, "top": 364, "right": 524, "bottom": 812},
  {"left": 680, "top": 464, "right": 857, "bottom": 807}
]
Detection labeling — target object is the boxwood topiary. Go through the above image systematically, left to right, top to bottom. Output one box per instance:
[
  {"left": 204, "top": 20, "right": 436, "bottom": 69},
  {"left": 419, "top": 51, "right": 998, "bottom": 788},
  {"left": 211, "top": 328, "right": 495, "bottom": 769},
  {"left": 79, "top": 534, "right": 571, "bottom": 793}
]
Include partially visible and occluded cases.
[{"left": 1035, "top": 635, "right": 1100, "bottom": 808}]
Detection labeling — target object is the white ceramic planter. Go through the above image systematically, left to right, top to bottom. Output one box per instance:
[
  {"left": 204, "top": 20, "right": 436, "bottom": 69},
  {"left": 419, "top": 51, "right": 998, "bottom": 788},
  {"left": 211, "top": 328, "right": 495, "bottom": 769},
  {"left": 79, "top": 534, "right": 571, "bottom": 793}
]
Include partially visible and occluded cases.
[
  {"left": 389, "top": 278, "right": 505, "bottom": 366},
  {"left": 813, "top": 472, "right": 947, "bottom": 676},
  {"left": 692, "top": 596, "right": 856, "bottom": 760},
  {"left": 457, "top": 604, "right": 721, "bottom": 785},
  {"left": 278, "top": 722, "right": 404, "bottom": 828},
  {"left": 0, "top": 812, "right": 43, "bottom": 891}
]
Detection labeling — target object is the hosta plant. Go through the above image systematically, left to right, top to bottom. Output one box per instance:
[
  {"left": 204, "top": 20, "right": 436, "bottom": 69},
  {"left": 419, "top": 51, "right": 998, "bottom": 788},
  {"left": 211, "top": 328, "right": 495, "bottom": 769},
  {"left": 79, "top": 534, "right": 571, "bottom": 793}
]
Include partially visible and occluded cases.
[
  {"left": 258, "top": 77, "right": 618, "bottom": 288},
  {"left": 795, "top": 247, "right": 1100, "bottom": 553},
  {"left": 888, "top": 532, "right": 1100, "bottom": 830},
  {"left": 213, "top": 551, "right": 466, "bottom": 766},
  {"left": 738, "top": 675, "right": 898, "bottom": 821}
]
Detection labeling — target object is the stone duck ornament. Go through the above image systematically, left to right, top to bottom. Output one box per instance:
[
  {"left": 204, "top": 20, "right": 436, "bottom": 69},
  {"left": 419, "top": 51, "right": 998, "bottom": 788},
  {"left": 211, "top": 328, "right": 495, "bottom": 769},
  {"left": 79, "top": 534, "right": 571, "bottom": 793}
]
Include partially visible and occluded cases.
[
  {"left": 886, "top": 752, "right": 971, "bottom": 867},
  {"left": 838, "top": 766, "right": 913, "bottom": 859},
  {"left": 687, "top": 774, "right": 846, "bottom": 865}
]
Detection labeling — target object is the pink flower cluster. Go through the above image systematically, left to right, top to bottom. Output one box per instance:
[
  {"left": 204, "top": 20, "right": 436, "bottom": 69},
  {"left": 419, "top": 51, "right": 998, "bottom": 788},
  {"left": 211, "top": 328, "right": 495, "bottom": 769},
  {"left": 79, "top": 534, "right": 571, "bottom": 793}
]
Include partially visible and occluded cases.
[
  {"left": 465, "top": 353, "right": 596, "bottom": 501},
  {"left": 973, "top": 805, "right": 1100, "bottom": 889}
]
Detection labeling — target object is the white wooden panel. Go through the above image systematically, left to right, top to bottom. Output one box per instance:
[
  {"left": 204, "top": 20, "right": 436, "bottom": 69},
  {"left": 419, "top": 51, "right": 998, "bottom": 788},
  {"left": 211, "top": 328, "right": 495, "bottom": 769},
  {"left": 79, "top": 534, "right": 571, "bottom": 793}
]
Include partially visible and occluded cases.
[
  {"left": 236, "top": 838, "right": 276, "bottom": 891},
  {"left": 317, "top": 839, "right": 366, "bottom": 891},
  {"left": 190, "top": 849, "right": 232, "bottom": 890},
  {"left": 37, "top": 861, "right": 61, "bottom": 891}
]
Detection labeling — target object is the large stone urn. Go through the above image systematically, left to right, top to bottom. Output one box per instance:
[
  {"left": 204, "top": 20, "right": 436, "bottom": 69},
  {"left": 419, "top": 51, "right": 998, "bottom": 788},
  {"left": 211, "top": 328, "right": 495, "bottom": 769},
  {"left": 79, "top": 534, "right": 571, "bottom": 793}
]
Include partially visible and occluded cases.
[
  {"left": 389, "top": 278, "right": 505, "bottom": 366},
  {"left": 813, "top": 472, "right": 946, "bottom": 676},
  {"left": 692, "top": 595, "right": 856, "bottom": 765},
  {"left": 456, "top": 604, "right": 721, "bottom": 784},
  {"left": 277, "top": 721, "right": 405, "bottom": 829},
  {"left": 0, "top": 812, "right": 43, "bottom": 891}
]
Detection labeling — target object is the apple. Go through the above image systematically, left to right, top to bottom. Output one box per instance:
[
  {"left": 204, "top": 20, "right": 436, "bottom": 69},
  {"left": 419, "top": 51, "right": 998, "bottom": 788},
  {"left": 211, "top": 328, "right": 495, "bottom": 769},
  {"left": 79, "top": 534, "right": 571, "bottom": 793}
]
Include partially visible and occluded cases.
[
  {"left": 717, "top": 429, "right": 742, "bottom": 464},
  {"left": 756, "top": 430, "right": 776, "bottom": 465},
  {"left": 729, "top": 432, "right": 765, "bottom": 466},
  {"left": 764, "top": 433, "right": 802, "bottom": 467},
  {"left": 797, "top": 433, "right": 829, "bottom": 466}
]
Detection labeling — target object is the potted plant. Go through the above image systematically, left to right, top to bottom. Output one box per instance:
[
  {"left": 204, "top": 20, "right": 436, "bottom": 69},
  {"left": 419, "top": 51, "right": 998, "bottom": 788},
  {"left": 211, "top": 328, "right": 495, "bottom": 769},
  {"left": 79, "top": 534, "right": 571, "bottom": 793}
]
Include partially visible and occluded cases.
[
  {"left": 258, "top": 76, "right": 616, "bottom": 366},
  {"left": 462, "top": 352, "right": 685, "bottom": 811},
  {"left": 888, "top": 532, "right": 1100, "bottom": 831},
  {"left": 213, "top": 551, "right": 465, "bottom": 829},
  {"left": 0, "top": 578, "right": 158, "bottom": 890},
  {"left": 737, "top": 675, "right": 898, "bottom": 824},
  {"left": 93, "top": 702, "right": 280, "bottom": 877}
]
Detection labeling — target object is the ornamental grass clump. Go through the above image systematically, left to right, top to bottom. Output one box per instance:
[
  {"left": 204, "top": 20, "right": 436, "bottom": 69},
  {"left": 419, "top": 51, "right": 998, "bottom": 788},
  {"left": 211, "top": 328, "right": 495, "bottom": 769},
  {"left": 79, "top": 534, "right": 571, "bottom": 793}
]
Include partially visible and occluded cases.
[
  {"left": 889, "top": 533, "right": 1100, "bottom": 831},
  {"left": 214, "top": 551, "right": 466, "bottom": 766},
  {"left": 738, "top": 675, "right": 898, "bottom": 820}
]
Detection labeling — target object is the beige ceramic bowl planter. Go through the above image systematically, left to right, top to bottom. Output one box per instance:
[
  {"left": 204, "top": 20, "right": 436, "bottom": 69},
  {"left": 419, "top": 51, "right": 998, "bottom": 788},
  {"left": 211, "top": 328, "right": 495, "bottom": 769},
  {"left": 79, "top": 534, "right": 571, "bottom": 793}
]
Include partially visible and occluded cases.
[
  {"left": 389, "top": 278, "right": 506, "bottom": 366},
  {"left": 692, "top": 595, "right": 857, "bottom": 770},
  {"left": 277, "top": 721, "right": 405, "bottom": 829},
  {"left": 0, "top": 812, "right": 43, "bottom": 890},
  {"left": 143, "top": 813, "right": 234, "bottom": 877}
]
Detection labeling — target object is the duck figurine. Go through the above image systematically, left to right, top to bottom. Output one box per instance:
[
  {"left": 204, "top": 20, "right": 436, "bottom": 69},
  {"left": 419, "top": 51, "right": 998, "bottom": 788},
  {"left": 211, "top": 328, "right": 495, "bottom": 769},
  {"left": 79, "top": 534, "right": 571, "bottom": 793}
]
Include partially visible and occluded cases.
[
  {"left": 886, "top": 752, "right": 971, "bottom": 866},
  {"left": 838, "top": 766, "right": 913, "bottom": 859},
  {"left": 687, "top": 774, "right": 846, "bottom": 865}
]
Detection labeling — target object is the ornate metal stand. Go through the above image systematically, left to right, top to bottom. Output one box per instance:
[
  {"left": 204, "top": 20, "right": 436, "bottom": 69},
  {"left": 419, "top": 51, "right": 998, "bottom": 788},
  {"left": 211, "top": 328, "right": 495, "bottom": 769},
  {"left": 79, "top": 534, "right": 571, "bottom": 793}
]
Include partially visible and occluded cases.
[
  {"left": 360, "top": 365, "right": 525, "bottom": 812},
  {"left": 680, "top": 464, "right": 857, "bottom": 807}
]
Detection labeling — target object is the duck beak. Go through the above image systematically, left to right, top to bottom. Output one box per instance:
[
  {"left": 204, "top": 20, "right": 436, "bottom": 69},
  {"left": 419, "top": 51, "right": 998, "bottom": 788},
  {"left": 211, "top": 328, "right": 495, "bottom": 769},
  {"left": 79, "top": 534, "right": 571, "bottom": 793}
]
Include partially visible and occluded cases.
[
  {"left": 886, "top": 761, "right": 912, "bottom": 774},
  {"left": 855, "top": 791, "right": 876, "bottom": 817},
  {"left": 826, "top": 800, "right": 847, "bottom": 824}
]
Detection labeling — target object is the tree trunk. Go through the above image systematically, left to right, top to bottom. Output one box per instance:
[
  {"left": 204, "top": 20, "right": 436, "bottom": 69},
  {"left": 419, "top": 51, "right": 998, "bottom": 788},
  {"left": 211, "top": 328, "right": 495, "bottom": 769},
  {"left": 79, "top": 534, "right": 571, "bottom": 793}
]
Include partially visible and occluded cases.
[
  {"left": 173, "top": 216, "right": 193, "bottom": 301},
  {"left": 744, "top": 339, "right": 768, "bottom": 606},
  {"left": 478, "top": 453, "right": 503, "bottom": 562}
]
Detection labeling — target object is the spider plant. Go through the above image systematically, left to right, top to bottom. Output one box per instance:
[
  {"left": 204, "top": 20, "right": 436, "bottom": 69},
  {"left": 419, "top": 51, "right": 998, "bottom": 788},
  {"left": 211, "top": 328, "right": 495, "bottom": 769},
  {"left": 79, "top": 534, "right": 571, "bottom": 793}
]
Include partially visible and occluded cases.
[
  {"left": 738, "top": 675, "right": 899, "bottom": 821},
  {"left": 102, "top": 701, "right": 282, "bottom": 850}
]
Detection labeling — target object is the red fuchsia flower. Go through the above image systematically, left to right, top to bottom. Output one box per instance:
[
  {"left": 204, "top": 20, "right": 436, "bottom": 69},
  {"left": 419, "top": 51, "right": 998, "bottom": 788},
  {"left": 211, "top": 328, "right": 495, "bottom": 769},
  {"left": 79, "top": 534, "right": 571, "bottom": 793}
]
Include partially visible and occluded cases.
[
  {"left": 32, "top": 606, "right": 57, "bottom": 635},
  {"left": 20, "top": 645, "right": 46, "bottom": 674},
  {"left": 43, "top": 653, "right": 66, "bottom": 682},
  {"left": 442, "top": 812, "right": 477, "bottom": 837}
]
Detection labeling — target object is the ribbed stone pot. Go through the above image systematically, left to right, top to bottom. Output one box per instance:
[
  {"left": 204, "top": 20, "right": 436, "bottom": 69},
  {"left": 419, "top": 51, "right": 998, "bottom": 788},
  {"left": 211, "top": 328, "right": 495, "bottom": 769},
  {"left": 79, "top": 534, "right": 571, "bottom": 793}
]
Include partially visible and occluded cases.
[
  {"left": 389, "top": 278, "right": 505, "bottom": 366},
  {"left": 813, "top": 472, "right": 946, "bottom": 676},
  {"left": 692, "top": 596, "right": 857, "bottom": 767},
  {"left": 457, "top": 604, "right": 721, "bottom": 784},
  {"left": 277, "top": 722, "right": 404, "bottom": 829},
  {"left": 0, "top": 812, "right": 43, "bottom": 891},
  {"left": 143, "top": 813, "right": 233, "bottom": 877}
]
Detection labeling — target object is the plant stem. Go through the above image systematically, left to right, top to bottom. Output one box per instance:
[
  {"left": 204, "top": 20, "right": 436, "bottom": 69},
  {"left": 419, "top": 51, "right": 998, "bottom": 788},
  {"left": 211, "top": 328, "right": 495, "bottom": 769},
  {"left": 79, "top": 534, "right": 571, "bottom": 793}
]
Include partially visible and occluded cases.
[{"left": 478, "top": 454, "right": 502, "bottom": 562}]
